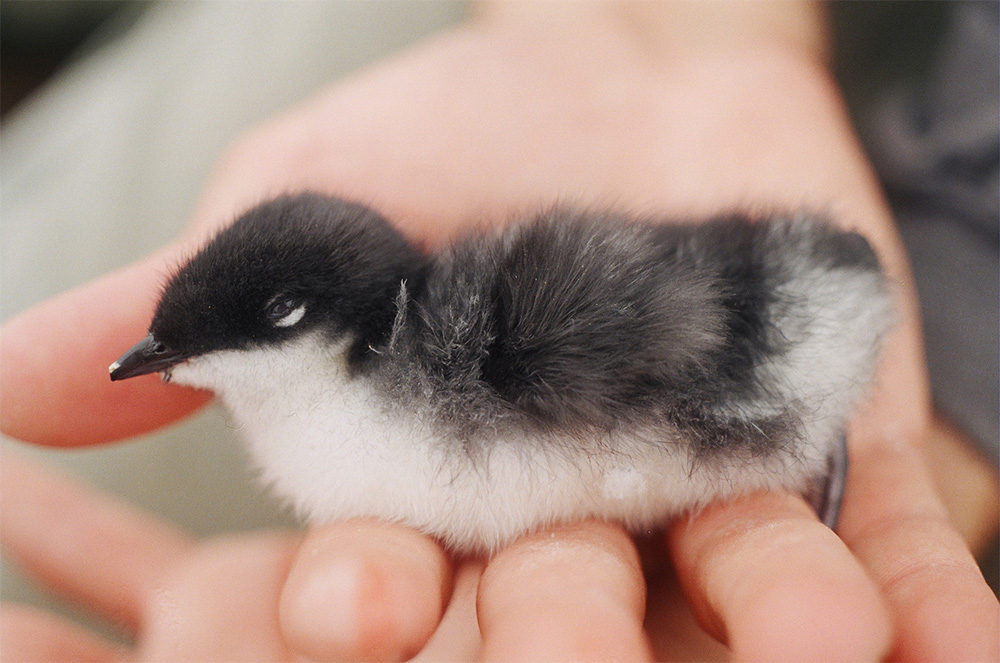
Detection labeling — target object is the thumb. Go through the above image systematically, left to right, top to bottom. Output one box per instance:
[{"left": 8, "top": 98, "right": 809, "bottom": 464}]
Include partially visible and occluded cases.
[{"left": 0, "top": 247, "right": 211, "bottom": 447}]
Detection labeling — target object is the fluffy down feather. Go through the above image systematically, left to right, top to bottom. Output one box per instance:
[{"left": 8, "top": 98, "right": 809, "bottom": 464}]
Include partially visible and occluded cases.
[{"left": 114, "top": 194, "right": 893, "bottom": 551}]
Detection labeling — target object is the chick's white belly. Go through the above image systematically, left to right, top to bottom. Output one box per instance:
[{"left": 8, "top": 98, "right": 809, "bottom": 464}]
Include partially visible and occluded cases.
[{"left": 171, "top": 337, "right": 829, "bottom": 553}]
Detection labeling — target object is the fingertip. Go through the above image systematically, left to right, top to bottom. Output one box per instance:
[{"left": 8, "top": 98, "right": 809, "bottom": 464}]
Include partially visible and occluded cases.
[
  {"left": 0, "top": 255, "right": 211, "bottom": 446},
  {"left": 841, "top": 434, "right": 1000, "bottom": 661},
  {"left": 669, "top": 492, "right": 892, "bottom": 663},
  {"left": 480, "top": 519, "right": 646, "bottom": 618},
  {"left": 477, "top": 520, "right": 652, "bottom": 661},
  {"left": 279, "top": 521, "right": 450, "bottom": 662}
]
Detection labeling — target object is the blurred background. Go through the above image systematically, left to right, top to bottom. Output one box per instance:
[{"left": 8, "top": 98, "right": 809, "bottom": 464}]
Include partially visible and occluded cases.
[{"left": 1, "top": 0, "right": 996, "bottom": 644}]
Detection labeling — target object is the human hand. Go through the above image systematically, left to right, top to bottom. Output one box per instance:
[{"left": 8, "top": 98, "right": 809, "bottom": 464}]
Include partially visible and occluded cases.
[
  {"left": 2, "top": 2, "right": 996, "bottom": 660},
  {"left": 0, "top": 451, "right": 479, "bottom": 661}
]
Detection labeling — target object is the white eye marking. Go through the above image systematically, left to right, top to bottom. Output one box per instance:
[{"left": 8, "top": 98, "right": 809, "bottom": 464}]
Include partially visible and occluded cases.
[
  {"left": 266, "top": 297, "right": 307, "bottom": 328},
  {"left": 273, "top": 303, "right": 306, "bottom": 328}
]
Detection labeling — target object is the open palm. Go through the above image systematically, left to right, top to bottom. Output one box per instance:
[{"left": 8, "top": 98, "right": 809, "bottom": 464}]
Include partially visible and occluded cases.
[{"left": 2, "top": 5, "right": 996, "bottom": 660}]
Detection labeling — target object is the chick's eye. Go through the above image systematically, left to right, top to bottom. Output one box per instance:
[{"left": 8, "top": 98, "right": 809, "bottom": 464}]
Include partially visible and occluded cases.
[{"left": 266, "top": 297, "right": 307, "bottom": 328}]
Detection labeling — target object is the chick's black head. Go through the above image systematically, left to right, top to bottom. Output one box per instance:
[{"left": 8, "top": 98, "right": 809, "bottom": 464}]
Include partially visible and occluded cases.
[{"left": 150, "top": 194, "right": 424, "bottom": 357}]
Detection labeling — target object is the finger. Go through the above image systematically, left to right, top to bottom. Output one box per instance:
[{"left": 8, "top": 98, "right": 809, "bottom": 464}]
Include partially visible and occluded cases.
[
  {"left": 0, "top": 132, "right": 309, "bottom": 449},
  {"left": 0, "top": 248, "right": 212, "bottom": 447},
  {"left": 839, "top": 269, "right": 999, "bottom": 661},
  {"left": 923, "top": 413, "right": 1000, "bottom": 555},
  {"left": 839, "top": 434, "right": 1000, "bottom": 662},
  {"left": 0, "top": 451, "right": 193, "bottom": 633},
  {"left": 668, "top": 491, "right": 892, "bottom": 662},
  {"left": 278, "top": 520, "right": 451, "bottom": 662},
  {"left": 477, "top": 520, "right": 652, "bottom": 661},
  {"left": 138, "top": 533, "right": 299, "bottom": 662},
  {"left": 643, "top": 557, "right": 729, "bottom": 662},
  {"left": 412, "top": 560, "right": 484, "bottom": 661},
  {"left": 0, "top": 603, "right": 130, "bottom": 663}
]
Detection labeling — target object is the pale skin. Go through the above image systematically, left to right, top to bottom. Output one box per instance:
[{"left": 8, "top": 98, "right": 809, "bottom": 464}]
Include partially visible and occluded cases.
[{"left": 1, "top": 2, "right": 997, "bottom": 660}]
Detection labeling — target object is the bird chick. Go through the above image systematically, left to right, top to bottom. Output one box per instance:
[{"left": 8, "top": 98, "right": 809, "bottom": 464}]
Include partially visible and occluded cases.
[{"left": 110, "top": 193, "right": 892, "bottom": 553}]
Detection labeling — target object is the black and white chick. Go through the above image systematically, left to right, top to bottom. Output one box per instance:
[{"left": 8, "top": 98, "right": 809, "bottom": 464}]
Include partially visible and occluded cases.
[{"left": 110, "top": 193, "right": 893, "bottom": 553}]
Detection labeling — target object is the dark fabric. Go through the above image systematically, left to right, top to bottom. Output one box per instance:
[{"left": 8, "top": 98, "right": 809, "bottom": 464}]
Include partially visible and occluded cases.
[{"left": 861, "top": 1, "right": 999, "bottom": 463}]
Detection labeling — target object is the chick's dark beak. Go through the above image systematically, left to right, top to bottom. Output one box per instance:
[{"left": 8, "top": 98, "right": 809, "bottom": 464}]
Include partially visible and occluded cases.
[{"left": 109, "top": 334, "right": 189, "bottom": 381}]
